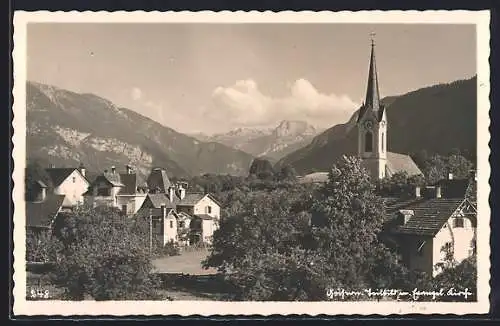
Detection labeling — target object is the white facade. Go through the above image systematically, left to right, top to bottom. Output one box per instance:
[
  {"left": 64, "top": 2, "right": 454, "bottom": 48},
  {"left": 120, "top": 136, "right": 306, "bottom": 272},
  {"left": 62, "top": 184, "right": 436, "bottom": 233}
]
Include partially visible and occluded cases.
[
  {"left": 53, "top": 170, "right": 90, "bottom": 206},
  {"left": 117, "top": 194, "right": 147, "bottom": 215},
  {"left": 193, "top": 195, "right": 221, "bottom": 220},
  {"left": 163, "top": 212, "right": 178, "bottom": 244}
]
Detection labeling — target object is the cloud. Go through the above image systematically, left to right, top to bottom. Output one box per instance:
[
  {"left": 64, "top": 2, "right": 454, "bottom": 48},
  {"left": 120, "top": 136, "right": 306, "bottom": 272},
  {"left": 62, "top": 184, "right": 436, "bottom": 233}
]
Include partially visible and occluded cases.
[
  {"left": 209, "top": 78, "right": 359, "bottom": 129},
  {"left": 131, "top": 87, "right": 143, "bottom": 101}
]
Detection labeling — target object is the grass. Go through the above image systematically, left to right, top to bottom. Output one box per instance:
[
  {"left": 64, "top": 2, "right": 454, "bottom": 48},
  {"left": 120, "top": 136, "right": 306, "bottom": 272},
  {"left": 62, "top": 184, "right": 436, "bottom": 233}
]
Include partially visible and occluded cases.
[
  {"left": 26, "top": 248, "right": 232, "bottom": 301},
  {"left": 152, "top": 248, "right": 217, "bottom": 275}
]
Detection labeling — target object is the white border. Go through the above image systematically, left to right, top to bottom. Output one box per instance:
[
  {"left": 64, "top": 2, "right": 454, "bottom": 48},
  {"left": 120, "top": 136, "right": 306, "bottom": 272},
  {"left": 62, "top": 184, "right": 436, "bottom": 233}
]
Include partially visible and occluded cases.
[{"left": 12, "top": 10, "right": 491, "bottom": 316}]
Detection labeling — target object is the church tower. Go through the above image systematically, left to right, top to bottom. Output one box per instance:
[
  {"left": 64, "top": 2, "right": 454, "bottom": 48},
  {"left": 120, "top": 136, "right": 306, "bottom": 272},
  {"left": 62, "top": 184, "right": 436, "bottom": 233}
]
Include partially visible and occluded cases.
[{"left": 357, "top": 35, "right": 388, "bottom": 180}]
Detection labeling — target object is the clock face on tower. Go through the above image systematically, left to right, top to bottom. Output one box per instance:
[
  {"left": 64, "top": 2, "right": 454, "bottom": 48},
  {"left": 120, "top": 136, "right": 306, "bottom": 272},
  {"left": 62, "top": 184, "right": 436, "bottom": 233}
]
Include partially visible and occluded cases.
[{"left": 364, "top": 120, "right": 374, "bottom": 130}]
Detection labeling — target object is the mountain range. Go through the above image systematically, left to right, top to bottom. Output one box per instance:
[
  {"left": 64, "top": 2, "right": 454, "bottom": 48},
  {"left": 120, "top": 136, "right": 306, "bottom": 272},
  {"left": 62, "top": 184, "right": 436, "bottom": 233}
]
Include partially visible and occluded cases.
[
  {"left": 277, "top": 76, "right": 477, "bottom": 174},
  {"left": 26, "top": 81, "right": 255, "bottom": 179},
  {"left": 191, "top": 120, "right": 320, "bottom": 162}
]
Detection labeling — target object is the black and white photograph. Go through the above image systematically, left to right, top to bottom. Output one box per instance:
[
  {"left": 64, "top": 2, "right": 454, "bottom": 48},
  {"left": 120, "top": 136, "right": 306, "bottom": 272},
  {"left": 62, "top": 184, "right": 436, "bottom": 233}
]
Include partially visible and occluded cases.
[{"left": 12, "top": 10, "right": 491, "bottom": 316}]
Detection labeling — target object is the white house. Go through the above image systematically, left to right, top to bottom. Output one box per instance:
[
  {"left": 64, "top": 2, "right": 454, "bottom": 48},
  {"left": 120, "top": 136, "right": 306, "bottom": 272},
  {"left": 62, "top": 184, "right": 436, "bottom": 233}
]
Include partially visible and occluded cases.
[
  {"left": 84, "top": 165, "right": 148, "bottom": 215},
  {"left": 45, "top": 166, "right": 90, "bottom": 207},
  {"left": 387, "top": 179, "right": 477, "bottom": 277}
]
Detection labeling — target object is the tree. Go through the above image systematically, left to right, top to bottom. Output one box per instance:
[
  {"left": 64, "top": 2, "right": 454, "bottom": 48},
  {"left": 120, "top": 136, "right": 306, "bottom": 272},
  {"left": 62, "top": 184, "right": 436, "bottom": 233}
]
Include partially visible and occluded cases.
[
  {"left": 424, "top": 153, "right": 474, "bottom": 183},
  {"left": 205, "top": 155, "right": 405, "bottom": 300},
  {"left": 309, "top": 156, "right": 403, "bottom": 291},
  {"left": 248, "top": 158, "right": 274, "bottom": 180},
  {"left": 276, "top": 164, "right": 297, "bottom": 182},
  {"left": 377, "top": 171, "right": 425, "bottom": 198},
  {"left": 203, "top": 187, "right": 315, "bottom": 300},
  {"left": 51, "top": 205, "right": 162, "bottom": 300},
  {"left": 26, "top": 229, "right": 63, "bottom": 263}
]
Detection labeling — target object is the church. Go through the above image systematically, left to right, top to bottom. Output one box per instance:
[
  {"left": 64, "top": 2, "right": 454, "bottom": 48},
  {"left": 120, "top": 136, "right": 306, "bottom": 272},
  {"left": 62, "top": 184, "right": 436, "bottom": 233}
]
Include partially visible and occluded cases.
[{"left": 356, "top": 37, "right": 422, "bottom": 180}]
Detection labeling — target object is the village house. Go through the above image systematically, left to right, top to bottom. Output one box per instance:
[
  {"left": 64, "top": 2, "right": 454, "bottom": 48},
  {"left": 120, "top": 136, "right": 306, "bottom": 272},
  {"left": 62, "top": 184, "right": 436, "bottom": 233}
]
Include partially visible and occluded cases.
[
  {"left": 45, "top": 164, "right": 90, "bottom": 208},
  {"left": 83, "top": 165, "right": 148, "bottom": 216},
  {"left": 136, "top": 167, "right": 222, "bottom": 246},
  {"left": 384, "top": 173, "right": 477, "bottom": 276},
  {"left": 135, "top": 204, "right": 178, "bottom": 245}
]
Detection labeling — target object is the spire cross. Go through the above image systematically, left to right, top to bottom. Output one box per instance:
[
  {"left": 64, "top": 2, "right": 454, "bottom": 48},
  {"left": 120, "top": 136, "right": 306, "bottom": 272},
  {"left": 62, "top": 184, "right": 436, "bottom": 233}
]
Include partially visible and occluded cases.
[{"left": 370, "top": 32, "right": 376, "bottom": 46}]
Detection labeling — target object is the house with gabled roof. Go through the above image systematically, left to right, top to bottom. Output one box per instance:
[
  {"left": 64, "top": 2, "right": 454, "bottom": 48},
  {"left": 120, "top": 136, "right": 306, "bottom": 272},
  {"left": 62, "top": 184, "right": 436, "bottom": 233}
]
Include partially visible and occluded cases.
[
  {"left": 45, "top": 165, "right": 90, "bottom": 207},
  {"left": 83, "top": 165, "right": 148, "bottom": 216},
  {"left": 136, "top": 167, "right": 222, "bottom": 246},
  {"left": 384, "top": 175, "right": 477, "bottom": 277}
]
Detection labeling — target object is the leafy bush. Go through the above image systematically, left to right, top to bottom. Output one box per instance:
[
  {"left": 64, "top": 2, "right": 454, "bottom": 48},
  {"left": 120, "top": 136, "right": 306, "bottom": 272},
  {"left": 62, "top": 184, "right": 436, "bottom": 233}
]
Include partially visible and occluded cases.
[{"left": 50, "top": 205, "right": 162, "bottom": 300}]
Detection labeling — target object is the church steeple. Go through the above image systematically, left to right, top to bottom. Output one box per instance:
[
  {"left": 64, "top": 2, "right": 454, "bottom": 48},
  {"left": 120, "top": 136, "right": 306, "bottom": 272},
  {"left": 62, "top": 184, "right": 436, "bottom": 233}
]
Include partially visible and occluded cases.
[
  {"left": 356, "top": 33, "right": 388, "bottom": 181},
  {"left": 365, "top": 34, "right": 380, "bottom": 111}
]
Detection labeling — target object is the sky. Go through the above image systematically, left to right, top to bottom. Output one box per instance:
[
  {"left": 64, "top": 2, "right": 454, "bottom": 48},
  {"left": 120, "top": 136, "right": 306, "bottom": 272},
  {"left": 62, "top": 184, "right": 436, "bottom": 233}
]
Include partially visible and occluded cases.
[{"left": 27, "top": 23, "right": 476, "bottom": 135}]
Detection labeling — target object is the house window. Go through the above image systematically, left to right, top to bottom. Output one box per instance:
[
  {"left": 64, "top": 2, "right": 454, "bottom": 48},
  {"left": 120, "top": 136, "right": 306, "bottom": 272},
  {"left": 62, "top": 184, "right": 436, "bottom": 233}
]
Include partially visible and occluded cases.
[
  {"left": 365, "top": 132, "right": 373, "bottom": 152},
  {"left": 72, "top": 177, "right": 76, "bottom": 183},
  {"left": 97, "top": 187, "right": 110, "bottom": 196},
  {"left": 122, "top": 205, "right": 127, "bottom": 214},
  {"left": 207, "top": 206, "right": 212, "bottom": 214},
  {"left": 454, "top": 218, "right": 464, "bottom": 228},
  {"left": 152, "top": 219, "right": 158, "bottom": 229},
  {"left": 170, "top": 220, "right": 174, "bottom": 228},
  {"left": 179, "top": 221, "right": 185, "bottom": 228},
  {"left": 417, "top": 240, "right": 426, "bottom": 256}
]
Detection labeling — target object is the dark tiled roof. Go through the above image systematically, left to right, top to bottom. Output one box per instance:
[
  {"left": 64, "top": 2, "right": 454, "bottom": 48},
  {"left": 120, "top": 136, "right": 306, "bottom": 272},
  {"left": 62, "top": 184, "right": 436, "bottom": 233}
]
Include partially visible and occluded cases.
[
  {"left": 386, "top": 152, "right": 423, "bottom": 177},
  {"left": 45, "top": 168, "right": 77, "bottom": 186},
  {"left": 146, "top": 168, "right": 171, "bottom": 193},
  {"left": 118, "top": 173, "right": 148, "bottom": 195},
  {"left": 435, "top": 178, "right": 470, "bottom": 199},
  {"left": 145, "top": 193, "right": 176, "bottom": 209},
  {"left": 177, "top": 193, "right": 206, "bottom": 206},
  {"left": 26, "top": 194, "right": 66, "bottom": 228},
  {"left": 390, "top": 198, "right": 464, "bottom": 236},
  {"left": 136, "top": 206, "right": 175, "bottom": 218}
]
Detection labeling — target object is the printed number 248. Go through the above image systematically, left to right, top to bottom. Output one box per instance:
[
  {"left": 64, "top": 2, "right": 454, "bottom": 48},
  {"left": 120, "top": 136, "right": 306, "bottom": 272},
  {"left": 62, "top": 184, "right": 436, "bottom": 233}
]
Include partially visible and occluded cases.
[{"left": 30, "top": 288, "right": 50, "bottom": 299}]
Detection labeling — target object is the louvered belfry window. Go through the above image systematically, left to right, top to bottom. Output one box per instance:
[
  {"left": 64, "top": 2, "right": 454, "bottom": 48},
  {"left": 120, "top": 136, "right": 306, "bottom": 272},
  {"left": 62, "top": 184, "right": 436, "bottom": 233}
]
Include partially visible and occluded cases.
[{"left": 365, "top": 131, "right": 373, "bottom": 152}]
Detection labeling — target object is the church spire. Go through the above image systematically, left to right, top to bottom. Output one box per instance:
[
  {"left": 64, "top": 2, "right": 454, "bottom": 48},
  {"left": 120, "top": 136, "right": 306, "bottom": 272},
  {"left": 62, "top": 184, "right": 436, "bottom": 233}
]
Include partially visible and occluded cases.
[{"left": 365, "top": 33, "right": 380, "bottom": 111}]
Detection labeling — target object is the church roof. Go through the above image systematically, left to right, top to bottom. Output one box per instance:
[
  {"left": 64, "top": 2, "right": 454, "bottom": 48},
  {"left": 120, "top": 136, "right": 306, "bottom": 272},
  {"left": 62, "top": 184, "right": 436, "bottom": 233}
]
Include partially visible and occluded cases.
[
  {"left": 357, "top": 38, "right": 384, "bottom": 123},
  {"left": 386, "top": 152, "right": 423, "bottom": 176}
]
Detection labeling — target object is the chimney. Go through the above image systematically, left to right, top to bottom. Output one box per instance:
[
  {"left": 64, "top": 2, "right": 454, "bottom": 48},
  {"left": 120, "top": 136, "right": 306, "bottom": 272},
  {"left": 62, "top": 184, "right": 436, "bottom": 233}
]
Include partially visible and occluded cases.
[
  {"left": 79, "top": 163, "right": 86, "bottom": 177},
  {"left": 126, "top": 165, "right": 132, "bottom": 174},
  {"left": 111, "top": 166, "right": 116, "bottom": 174},
  {"left": 448, "top": 173, "right": 454, "bottom": 180},
  {"left": 178, "top": 184, "right": 186, "bottom": 200},
  {"left": 168, "top": 186, "right": 175, "bottom": 202},
  {"left": 415, "top": 186, "right": 421, "bottom": 198},
  {"left": 436, "top": 186, "right": 442, "bottom": 198},
  {"left": 161, "top": 204, "right": 166, "bottom": 218},
  {"left": 398, "top": 209, "right": 414, "bottom": 225}
]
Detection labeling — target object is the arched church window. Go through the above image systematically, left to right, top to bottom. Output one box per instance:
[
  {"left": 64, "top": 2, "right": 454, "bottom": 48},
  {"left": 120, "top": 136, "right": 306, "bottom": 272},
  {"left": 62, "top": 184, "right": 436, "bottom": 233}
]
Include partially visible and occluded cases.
[
  {"left": 365, "top": 132, "right": 373, "bottom": 152},
  {"left": 381, "top": 132, "right": 385, "bottom": 152}
]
